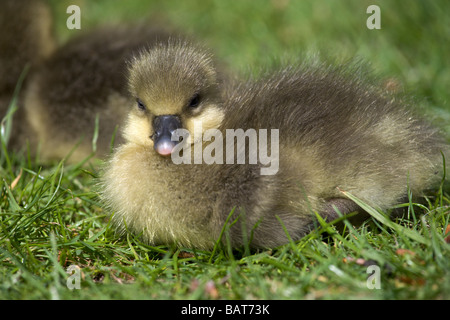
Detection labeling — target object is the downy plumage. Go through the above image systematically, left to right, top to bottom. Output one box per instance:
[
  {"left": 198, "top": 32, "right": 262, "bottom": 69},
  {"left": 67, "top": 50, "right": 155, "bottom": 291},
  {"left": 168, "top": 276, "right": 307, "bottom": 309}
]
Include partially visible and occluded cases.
[{"left": 101, "top": 41, "right": 449, "bottom": 249}]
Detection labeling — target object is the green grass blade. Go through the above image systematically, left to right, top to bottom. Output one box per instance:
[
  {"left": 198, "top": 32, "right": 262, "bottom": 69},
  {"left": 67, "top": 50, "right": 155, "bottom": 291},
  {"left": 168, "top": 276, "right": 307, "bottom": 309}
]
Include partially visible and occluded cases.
[
  {"left": 339, "top": 190, "right": 430, "bottom": 246},
  {"left": 209, "top": 207, "right": 236, "bottom": 263}
]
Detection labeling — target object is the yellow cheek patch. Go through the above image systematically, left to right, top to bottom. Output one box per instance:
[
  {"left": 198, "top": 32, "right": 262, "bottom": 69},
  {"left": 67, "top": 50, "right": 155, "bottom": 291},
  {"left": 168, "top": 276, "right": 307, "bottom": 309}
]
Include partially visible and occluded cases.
[
  {"left": 185, "top": 105, "right": 224, "bottom": 144},
  {"left": 122, "top": 113, "right": 153, "bottom": 147}
]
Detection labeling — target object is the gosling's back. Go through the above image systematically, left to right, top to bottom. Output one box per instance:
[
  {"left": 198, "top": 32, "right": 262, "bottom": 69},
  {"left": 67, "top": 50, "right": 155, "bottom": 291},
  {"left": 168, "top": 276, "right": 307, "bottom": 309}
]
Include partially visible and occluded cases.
[{"left": 222, "top": 64, "right": 447, "bottom": 209}]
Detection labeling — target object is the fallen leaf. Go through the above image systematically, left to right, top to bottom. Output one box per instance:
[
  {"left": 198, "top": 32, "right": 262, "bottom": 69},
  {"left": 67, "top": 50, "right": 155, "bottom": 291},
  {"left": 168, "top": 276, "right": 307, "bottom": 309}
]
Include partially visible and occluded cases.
[
  {"left": 10, "top": 169, "right": 22, "bottom": 190},
  {"left": 444, "top": 225, "right": 450, "bottom": 244},
  {"left": 395, "top": 249, "right": 416, "bottom": 257},
  {"left": 178, "top": 251, "right": 195, "bottom": 258},
  {"left": 397, "top": 276, "right": 426, "bottom": 287},
  {"left": 205, "top": 280, "right": 219, "bottom": 299}
]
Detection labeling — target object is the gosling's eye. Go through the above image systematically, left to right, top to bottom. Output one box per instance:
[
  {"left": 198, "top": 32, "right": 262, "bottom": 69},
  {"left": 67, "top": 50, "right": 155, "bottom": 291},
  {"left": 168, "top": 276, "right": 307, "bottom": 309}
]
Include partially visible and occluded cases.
[
  {"left": 188, "top": 94, "right": 201, "bottom": 108},
  {"left": 136, "top": 98, "right": 146, "bottom": 110}
]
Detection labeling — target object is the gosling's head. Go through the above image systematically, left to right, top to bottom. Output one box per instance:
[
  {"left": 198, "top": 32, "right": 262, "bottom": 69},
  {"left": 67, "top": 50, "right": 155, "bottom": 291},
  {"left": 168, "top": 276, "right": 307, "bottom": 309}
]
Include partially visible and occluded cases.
[{"left": 124, "top": 41, "right": 224, "bottom": 156}]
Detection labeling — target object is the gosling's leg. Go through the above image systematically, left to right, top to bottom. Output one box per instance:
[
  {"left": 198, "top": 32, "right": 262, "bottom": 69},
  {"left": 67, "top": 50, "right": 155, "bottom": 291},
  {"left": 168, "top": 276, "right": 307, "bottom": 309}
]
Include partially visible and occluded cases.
[{"left": 321, "top": 198, "right": 365, "bottom": 224}]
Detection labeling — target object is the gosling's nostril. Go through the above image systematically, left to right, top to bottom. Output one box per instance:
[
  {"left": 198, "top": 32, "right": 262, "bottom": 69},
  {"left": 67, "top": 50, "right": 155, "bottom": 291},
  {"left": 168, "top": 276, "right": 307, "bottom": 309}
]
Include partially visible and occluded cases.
[{"left": 153, "top": 116, "right": 161, "bottom": 128}]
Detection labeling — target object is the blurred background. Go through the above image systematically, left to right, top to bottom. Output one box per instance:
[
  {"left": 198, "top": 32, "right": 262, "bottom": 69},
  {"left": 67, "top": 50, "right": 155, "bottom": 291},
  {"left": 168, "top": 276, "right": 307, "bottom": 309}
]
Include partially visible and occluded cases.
[{"left": 47, "top": 0, "right": 449, "bottom": 133}]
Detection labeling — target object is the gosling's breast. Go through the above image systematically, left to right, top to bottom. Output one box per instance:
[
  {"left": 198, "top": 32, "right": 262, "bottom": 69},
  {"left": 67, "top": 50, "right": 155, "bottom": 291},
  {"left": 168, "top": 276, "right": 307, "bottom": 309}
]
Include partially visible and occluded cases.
[{"left": 101, "top": 143, "right": 221, "bottom": 248}]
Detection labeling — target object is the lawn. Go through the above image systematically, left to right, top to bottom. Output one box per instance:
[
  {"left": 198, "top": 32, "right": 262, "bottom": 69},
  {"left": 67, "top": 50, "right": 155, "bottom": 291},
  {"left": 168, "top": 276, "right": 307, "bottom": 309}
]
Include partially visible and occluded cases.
[{"left": 1, "top": 0, "right": 449, "bottom": 301}]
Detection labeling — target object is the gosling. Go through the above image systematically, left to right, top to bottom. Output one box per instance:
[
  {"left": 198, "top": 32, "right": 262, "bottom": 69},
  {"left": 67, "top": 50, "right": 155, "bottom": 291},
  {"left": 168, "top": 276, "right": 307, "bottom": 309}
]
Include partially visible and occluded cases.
[
  {"left": 0, "top": 0, "right": 174, "bottom": 162},
  {"left": 0, "top": 0, "right": 55, "bottom": 147},
  {"left": 101, "top": 41, "right": 448, "bottom": 250}
]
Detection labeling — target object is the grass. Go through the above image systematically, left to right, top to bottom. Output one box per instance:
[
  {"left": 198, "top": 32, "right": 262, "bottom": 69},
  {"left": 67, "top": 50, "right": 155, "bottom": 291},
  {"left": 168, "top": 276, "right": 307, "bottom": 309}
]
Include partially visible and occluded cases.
[
  {"left": 1, "top": 0, "right": 450, "bottom": 300},
  {"left": 0, "top": 154, "right": 449, "bottom": 300}
]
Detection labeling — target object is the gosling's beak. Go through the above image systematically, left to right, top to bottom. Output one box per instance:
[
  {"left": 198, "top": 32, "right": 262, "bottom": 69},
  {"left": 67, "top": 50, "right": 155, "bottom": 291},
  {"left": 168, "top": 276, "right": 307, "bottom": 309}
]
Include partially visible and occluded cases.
[{"left": 152, "top": 115, "right": 182, "bottom": 156}]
